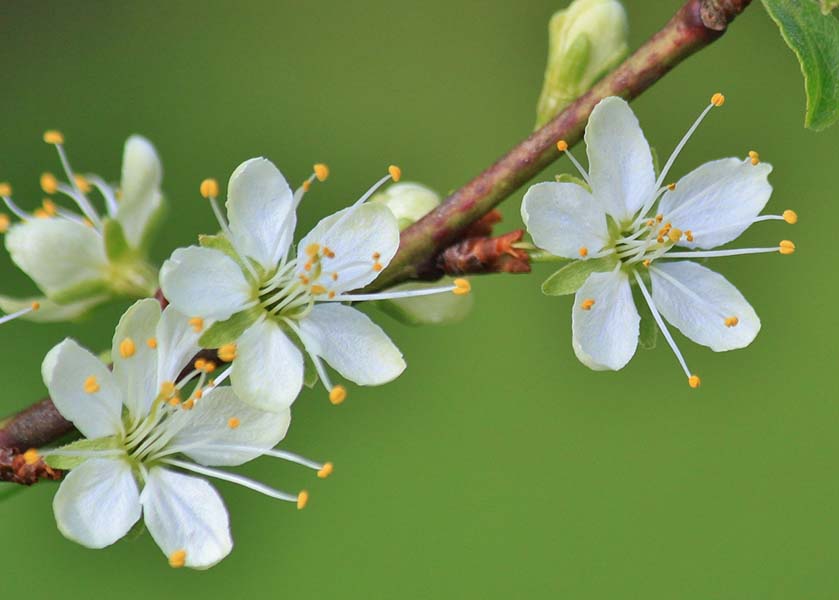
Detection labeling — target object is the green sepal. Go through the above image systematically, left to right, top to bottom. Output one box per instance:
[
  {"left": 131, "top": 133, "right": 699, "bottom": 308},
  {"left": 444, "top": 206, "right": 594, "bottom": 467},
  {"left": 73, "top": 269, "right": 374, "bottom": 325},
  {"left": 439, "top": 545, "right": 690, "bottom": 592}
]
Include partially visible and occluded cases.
[
  {"left": 762, "top": 0, "right": 839, "bottom": 131},
  {"left": 554, "top": 33, "right": 591, "bottom": 90},
  {"left": 650, "top": 146, "right": 661, "bottom": 178},
  {"left": 555, "top": 173, "right": 591, "bottom": 193},
  {"left": 135, "top": 195, "right": 168, "bottom": 256},
  {"left": 103, "top": 218, "right": 132, "bottom": 262},
  {"left": 199, "top": 233, "right": 262, "bottom": 281},
  {"left": 541, "top": 256, "right": 617, "bottom": 296},
  {"left": 50, "top": 278, "right": 111, "bottom": 304},
  {"left": 635, "top": 289, "right": 658, "bottom": 351},
  {"left": 199, "top": 306, "right": 262, "bottom": 348},
  {"left": 98, "top": 349, "right": 113, "bottom": 364},
  {"left": 303, "top": 353, "right": 319, "bottom": 388},
  {"left": 43, "top": 436, "right": 121, "bottom": 470}
]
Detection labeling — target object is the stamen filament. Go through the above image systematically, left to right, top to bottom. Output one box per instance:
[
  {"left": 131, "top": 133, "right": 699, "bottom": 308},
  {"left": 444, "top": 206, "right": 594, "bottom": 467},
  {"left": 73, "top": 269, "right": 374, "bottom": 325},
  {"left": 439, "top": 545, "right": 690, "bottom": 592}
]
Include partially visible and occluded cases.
[
  {"left": 655, "top": 101, "right": 715, "bottom": 189},
  {"left": 661, "top": 247, "right": 785, "bottom": 259},
  {"left": 162, "top": 458, "right": 300, "bottom": 503}
]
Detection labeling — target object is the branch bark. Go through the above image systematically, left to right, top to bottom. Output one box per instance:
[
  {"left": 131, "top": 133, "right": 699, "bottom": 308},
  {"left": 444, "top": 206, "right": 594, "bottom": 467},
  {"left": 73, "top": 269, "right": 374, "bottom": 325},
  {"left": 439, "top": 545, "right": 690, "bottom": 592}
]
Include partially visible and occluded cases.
[{"left": 0, "top": 0, "right": 752, "bottom": 483}]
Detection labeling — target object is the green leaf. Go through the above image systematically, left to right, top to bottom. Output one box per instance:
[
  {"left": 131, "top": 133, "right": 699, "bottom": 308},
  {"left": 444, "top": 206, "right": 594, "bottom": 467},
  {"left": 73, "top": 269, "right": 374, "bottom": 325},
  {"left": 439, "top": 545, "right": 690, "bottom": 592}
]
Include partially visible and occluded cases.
[
  {"left": 762, "top": 0, "right": 839, "bottom": 130},
  {"left": 555, "top": 172, "right": 591, "bottom": 192},
  {"left": 103, "top": 218, "right": 131, "bottom": 261},
  {"left": 541, "top": 257, "right": 617, "bottom": 296},
  {"left": 199, "top": 306, "right": 262, "bottom": 348},
  {"left": 43, "top": 436, "right": 121, "bottom": 470}
]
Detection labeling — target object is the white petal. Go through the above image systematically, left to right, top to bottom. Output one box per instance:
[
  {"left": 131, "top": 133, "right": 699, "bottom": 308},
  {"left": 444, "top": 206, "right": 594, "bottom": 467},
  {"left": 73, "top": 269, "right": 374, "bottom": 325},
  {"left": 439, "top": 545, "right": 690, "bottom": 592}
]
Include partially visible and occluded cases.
[
  {"left": 585, "top": 96, "right": 656, "bottom": 222},
  {"left": 116, "top": 135, "right": 164, "bottom": 248},
  {"left": 226, "top": 157, "right": 296, "bottom": 270},
  {"left": 658, "top": 158, "right": 773, "bottom": 249},
  {"left": 521, "top": 182, "right": 609, "bottom": 258},
  {"left": 296, "top": 203, "right": 400, "bottom": 294},
  {"left": 5, "top": 219, "right": 107, "bottom": 297},
  {"left": 160, "top": 246, "right": 252, "bottom": 321},
  {"left": 650, "top": 261, "right": 760, "bottom": 351},
  {"left": 571, "top": 269, "right": 639, "bottom": 370},
  {"left": 0, "top": 294, "right": 106, "bottom": 323},
  {"left": 112, "top": 299, "right": 162, "bottom": 421},
  {"left": 299, "top": 303, "right": 405, "bottom": 385},
  {"left": 156, "top": 305, "right": 203, "bottom": 386},
  {"left": 231, "top": 318, "right": 303, "bottom": 411},
  {"left": 42, "top": 339, "right": 123, "bottom": 439},
  {"left": 169, "top": 387, "right": 290, "bottom": 467},
  {"left": 53, "top": 458, "right": 141, "bottom": 549},
  {"left": 140, "top": 467, "right": 232, "bottom": 570}
]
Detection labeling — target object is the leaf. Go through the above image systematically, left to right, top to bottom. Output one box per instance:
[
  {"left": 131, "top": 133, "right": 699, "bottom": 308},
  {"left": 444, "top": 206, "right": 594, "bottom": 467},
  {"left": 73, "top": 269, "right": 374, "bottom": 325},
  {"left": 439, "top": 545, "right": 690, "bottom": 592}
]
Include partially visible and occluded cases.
[
  {"left": 762, "top": 0, "right": 839, "bottom": 130},
  {"left": 103, "top": 218, "right": 131, "bottom": 261},
  {"left": 541, "top": 256, "right": 617, "bottom": 296},
  {"left": 199, "top": 306, "right": 262, "bottom": 348},
  {"left": 44, "top": 436, "right": 121, "bottom": 470}
]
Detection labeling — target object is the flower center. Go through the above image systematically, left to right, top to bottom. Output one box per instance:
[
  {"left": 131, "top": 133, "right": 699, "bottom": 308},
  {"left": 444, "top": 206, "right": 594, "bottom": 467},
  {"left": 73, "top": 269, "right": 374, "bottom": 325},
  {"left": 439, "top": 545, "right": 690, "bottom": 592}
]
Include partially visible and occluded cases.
[{"left": 611, "top": 213, "right": 687, "bottom": 268}]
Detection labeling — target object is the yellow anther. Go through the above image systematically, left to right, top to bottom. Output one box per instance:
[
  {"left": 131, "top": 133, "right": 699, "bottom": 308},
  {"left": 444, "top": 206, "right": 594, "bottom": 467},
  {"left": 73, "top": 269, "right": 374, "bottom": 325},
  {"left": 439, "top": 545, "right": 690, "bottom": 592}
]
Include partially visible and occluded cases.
[
  {"left": 710, "top": 92, "right": 725, "bottom": 107},
  {"left": 43, "top": 130, "right": 64, "bottom": 145},
  {"left": 556, "top": 139, "right": 568, "bottom": 152},
  {"left": 748, "top": 150, "right": 760, "bottom": 165},
  {"left": 313, "top": 163, "right": 330, "bottom": 182},
  {"left": 388, "top": 164, "right": 402, "bottom": 182},
  {"left": 40, "top": 172, "right": 59, "bottom": 194},
  {"left": 74, "top": 175, "right": 91, "bottom": 193},
  {"left": 200, "top": 178, "right": 219, "bottom": 199},
  {"left": 302, "top": 179, "right": 312, "bottom": 192},
  {"left": 667, "top": 182, "right": 676, "bottom": 191},
  {"left": 0, "top": 183, "right": 12, "bottom": 197},
  {"left": 42, "top": 199, "right": 57, "bottom": 216},
  {"left": 33, "top": 208, "right": 50, "bottom": 219},
  {"left": 783, "top": 209, "right": 798, "bottom": 224},
  {"left": 0, "top": 214, "right": 10, "bottom": 233},
  {"left": 655, "top": 214, "right": 663, "bottom": 223},
  {"left": 646, "top": 219, "right": 655, "bottom": 227},
  {"left": 668, "top": 228, "right": 683, "bottom": 243},
  {"left": 685, "top": 230, "right": 694, "bottom": 242},
  {"left": 779, "top": 240, "right": 796, "bottom": 255},
  {"left": 305, "top": 243, "right": 320, "bottom": 257},
  {"left": 323, "top": 246, "right": 335, "bottom": 258},
  {"left": 578, "top": 246, "right": 588, "bottom": 258},
  {"left": 372, "top": 251, "right": 381, "bottom": 260},
  {"left": 643, "top": 259, "right": 651, "bottom": 268},
  {"left": 303, "top": 261, "right": 312, "bottom": 271},
  {"left": 372, "top": 262, "right": 383, "bottom": 272},
  {"left": 330, "top": 272, "right": 338, "bottom": 281},
  {"left": 299, "top": 274, "right": 310, "bottom": 285},
  {"left": 453, "top": 278, "right": 471, "bottom": 296},
  {"left": 310, "top": 284, "right": 327, "bottom": 295},
  {"left": 328, "top": 291, "right": 335, "bottom": 299},
  {"left": 580, "top": 298, "right": 595, "bottom": 311},
  {"left": 30, "top": 301, "right": 40, "bottom": 311},
  {"left": 724, "top": 316, "right": 739, "bottom": 328},
  {"left": 189, "top": 317, "right": 204, "bottom": 332},
  {"left": 146, "top": 337, "right": 158, "bottom": 349},
  {"left": 119, "top": 338, "right": 136, "bottom": 358},
  {"left": 218, "top": 343, "right": 237, "bottom": 362},
  {"left": 194, "top": 358, "right": 207, "bottom": 371},
  {"left": 203, "top": 361, "right": 217, "bottom": 373},
  {"left": 688, "top": 374, "right": 701, "bottom": 388},
  {"left": 83, "top": 375, "right": 100, "bottom": 394},
  {"left": 160, "top": 381, "right": 176, "bottom": 397},
  {"left": 329, "top": 385, "right": 347, "bottom": 405},
  {"left": 193, "top": 388, "right": 203, "bottom": 400},
  {"left": 168, "top": 395, "right": 182, "bottom": 406},
  {"left": 182, "top": 398, "right": 195, "bottom": 410},
  {"left": 227, "top": 417, "right": 240, "bottom": 429},
  {"left": 23, "top": 448, "right": 40, "bottom": 465},
  {"left": 317, "top": 462, "right": 334, "bottom": 479},
  {"left": 297, "top": 490, "right": 309, "bottom": 510},
  {"left": 168, "top": 549, "right": 187, "bottom": 569}
]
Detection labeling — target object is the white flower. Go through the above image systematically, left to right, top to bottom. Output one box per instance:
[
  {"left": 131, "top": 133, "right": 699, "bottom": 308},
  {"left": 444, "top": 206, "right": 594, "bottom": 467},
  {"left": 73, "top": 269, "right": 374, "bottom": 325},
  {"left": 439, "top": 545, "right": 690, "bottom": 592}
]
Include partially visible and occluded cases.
[
  {"left": 522, "top": 94, "right": 797, "bottom": 387},
  {"left": 0, "top": 131, "right": 163, "bottom": 322},
  {"left": 160, "top": 159, "right": 470, "bottom": 410},
  {"left": 37, "top": 299, "right": 330, "bottom": 569}
]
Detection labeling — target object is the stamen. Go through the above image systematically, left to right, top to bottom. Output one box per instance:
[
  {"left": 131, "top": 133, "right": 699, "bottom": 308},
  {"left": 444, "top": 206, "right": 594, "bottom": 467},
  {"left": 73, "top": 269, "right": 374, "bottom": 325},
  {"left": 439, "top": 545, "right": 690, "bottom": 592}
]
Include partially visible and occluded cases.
[
  {"left": 710, "top": 92, "right": 725, "bottom": 107},
  {"left": 655, "top": 93, "right": 722, "bottom": 189},
  {"left": 43, "top": 130, "right": 65, "bottom": 145},
  {"left": 43, "top": 134, "right": 102, "bottom": 227},
  {"left": 555, "top": 139, "right": 590, "bottom": 185},
  {"left": 748, "top": 150, "right": 760, "bottom": 165},
  {"left": 313, "top": 163, "right": 330, "bottom": 182},
  {"left": 388, "top": 165, "right": 402, "bottom": 182},
  {"left": 40, "top": 173, "right": 58, "bottom": 194},
  {"left": 74, "top": 175, "right": 92, "bottom": 194},
  {"left": 199, "top": 178, "right": 219, "bottom": 199},
  {"left": 667, "top": 182, "right": 676, "bottom": 191},
  {"left": 0, "top": 183, "right": 11, "bottom": 197},
  {"left": 42, "top": 199, "right": 57, "bottom": 216},
  {"left": 783, "top": 210, "right": 798, "bottom": 224},
  {"left": 0, "top": 213, "right": 9, "bottom": 233},
  {"left": 668, "top": 228, "right": 683, "bottom": 243},
  {"left": 779, "top": 240, "right": 795, "bottom": 255},
  {"left": 662, "top": 246, "right": 790, "bottom": 259},
  {"left": 579, "top": 247, "right": 588, "bottom": 257},
  {"left": 453, "top": 278, "right": 471, "bottom": 295},
  {"left": 326, "top": 279, "right": 471, "bottom": 302},
  {"left": 580, "top": 298, "right": 595, "bottom": 311},
  {"left": 0, "top": 301, "right": 40, "bottom": 325},
  {"left": 724, "top": 316, "right": 739, "bottom": 327},
  {"left": 188, "top": 317, "right": 204, "bottom": 333},
  {"left": 146, "top": 337, "right": 158, "bottom": 349},
  {"left": 119, "top": 338, "right": 136, "bottom": 358},
  {"left": 217, "top": 343, "right": 237, "bottom": 362},
  {"left": 83, "top": 375, "right": 100, "bottom": 394},
  {"left": 688, "top": 375, "right": 701, "bottom": 388},
  {"left": 329, "top": 385, "right": 347, "bottom": 406},
  {"left": 227, "top": 417, "right": 240, "bottom": 429},
  {"left": 162, "top": 458, "right": 302, "bottom": 503},
  {"left": 318, "top": 462, "right": 334, "bottom": 479},
  {"left": 297, "top": 490, "right": 309, "bottom": 510},
  {"left": 168, "top": 550, "right": 187, "bottom": 569}
]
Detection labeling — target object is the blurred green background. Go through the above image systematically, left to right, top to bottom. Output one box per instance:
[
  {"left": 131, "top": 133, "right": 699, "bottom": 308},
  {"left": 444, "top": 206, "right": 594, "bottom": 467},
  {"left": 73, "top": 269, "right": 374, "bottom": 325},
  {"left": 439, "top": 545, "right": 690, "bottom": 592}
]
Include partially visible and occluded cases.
[{"left": 1, "top": 1, "right": 837, "bottom": 597}]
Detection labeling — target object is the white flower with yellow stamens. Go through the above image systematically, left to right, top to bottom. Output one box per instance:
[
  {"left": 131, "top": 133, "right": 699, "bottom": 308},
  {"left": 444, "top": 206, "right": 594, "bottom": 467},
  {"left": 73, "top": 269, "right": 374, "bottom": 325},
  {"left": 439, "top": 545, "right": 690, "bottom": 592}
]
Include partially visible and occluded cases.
[
  {"left": 522, "top": 94, "right": 796, "bottom": 387},
  {"left": 0, "top": 132, "right": 163, "bottom": 322},
  {"left": 160, "top": 158, "right": 470, "bottom": 411},
  {"left": 36, "top": 299, "right": 329, "bottom": 570}
]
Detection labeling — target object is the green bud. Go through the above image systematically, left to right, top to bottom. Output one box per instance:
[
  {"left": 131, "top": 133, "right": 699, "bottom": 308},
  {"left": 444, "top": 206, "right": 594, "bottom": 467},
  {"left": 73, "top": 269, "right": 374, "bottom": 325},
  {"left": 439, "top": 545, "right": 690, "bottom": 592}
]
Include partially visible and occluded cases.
[
  {"left": 536, "top": 0, "right": 629, "bottom": 128},
  {"left": 370, "top": 182, "right": 441, "bottom": 231}
]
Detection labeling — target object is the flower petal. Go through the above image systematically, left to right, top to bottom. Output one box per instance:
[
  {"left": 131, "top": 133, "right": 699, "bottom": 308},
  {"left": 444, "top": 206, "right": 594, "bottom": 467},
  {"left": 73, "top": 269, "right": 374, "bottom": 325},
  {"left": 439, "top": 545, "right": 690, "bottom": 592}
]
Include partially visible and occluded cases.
[
  {"left": 585, "top": 96, "right": 656, "bottom": 222},
  {"left": 117, "top": 135, "right": 164, "bottom": 248},
  {"left": 226, "top": 157, "right": 296, "bottom": 270},
  {"left": 658, "top": 158, "right": 773, "bottom": 249},
  {"left": 521, "top": 182, "right": 609, "bottom": 258},
  {"left": 296, "top": 203, "right": 400, "bottom": 294},
  {"left": 5, "top": 219, "right": 107, "bottom": 297},
  {"left": 160, "top": 246, "right": 252, "bottom": 321},
  {"left": 650, "top": 261, "right": 760, "bottom": 351},
  {"left": 571, "top": 268, "right": 639, "bottom": 370},
  {"left": 0, "top": 294, "right": 106, "bottom": 323},
  {"left": 112, "top": 299, "right": 162, "bottom": 422},
  {"left": 299, "top": 303, "right": 405, "bottom": 385},
  {"left": 156, "top": 305, "right": 203, "bottom": 386},
  {"left": 231, "top": 318, "right": 303, "bottom": 411},
  {"left": 42, "top": 339, "right": 123, "bottom": 438},
  {"left": 168, "top": 387, "right": 290, "bottom": 467},
  {"left": 53, "top": 458, "right": 141, "bottom": 549},
  {"left": 140, "top": 467, "right": 232, "bottom": 570}
]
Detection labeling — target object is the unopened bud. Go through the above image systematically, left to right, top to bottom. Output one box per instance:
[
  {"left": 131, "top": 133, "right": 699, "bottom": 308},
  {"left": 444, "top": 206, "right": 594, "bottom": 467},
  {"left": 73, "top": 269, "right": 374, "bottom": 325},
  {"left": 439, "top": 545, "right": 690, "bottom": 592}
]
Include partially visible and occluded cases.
[
  {"left": 536, "top": 0, "right": 628, "bottom": 128},
  {"left": 370, "top": 182, "right": 441, "bottom": 231}
]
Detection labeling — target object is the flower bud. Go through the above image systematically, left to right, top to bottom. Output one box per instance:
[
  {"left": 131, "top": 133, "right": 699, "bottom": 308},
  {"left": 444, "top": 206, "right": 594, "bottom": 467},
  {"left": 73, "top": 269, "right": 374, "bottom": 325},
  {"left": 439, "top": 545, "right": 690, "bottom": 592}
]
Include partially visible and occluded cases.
[
  {"left": 535, "top": 0, "right": 629, "bottom": 128},
  {"left": 370, "top": 182, "right": 440, "bottom": 231}
]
